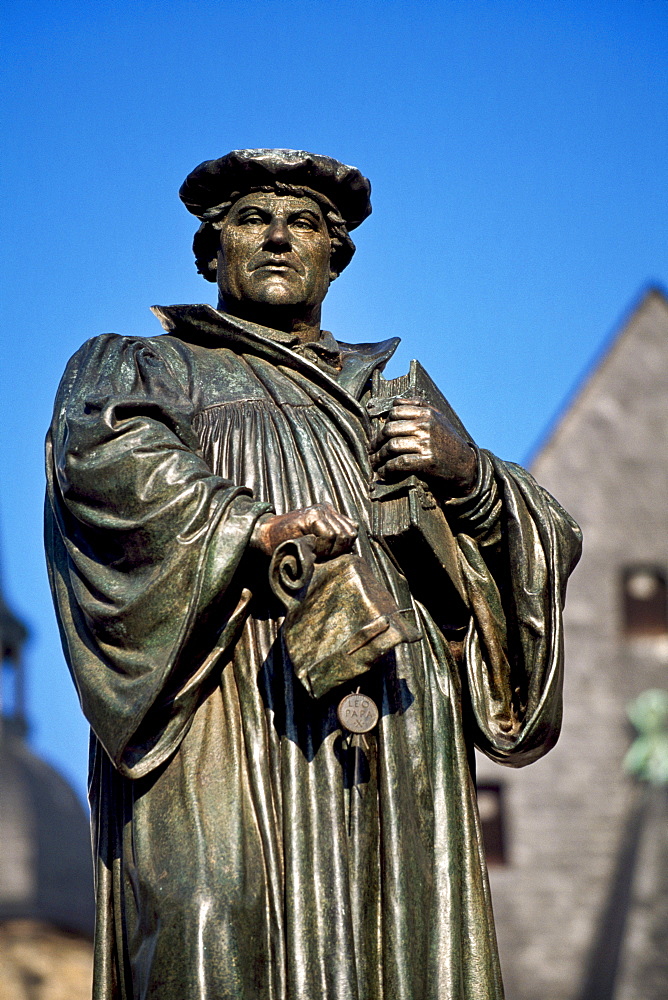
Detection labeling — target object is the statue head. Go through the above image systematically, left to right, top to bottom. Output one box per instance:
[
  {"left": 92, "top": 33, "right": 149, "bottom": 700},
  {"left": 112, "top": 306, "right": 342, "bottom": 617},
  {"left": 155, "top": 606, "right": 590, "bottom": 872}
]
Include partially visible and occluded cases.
[{"left": 179, "top": 150, "right": 371, "bottom": 336}]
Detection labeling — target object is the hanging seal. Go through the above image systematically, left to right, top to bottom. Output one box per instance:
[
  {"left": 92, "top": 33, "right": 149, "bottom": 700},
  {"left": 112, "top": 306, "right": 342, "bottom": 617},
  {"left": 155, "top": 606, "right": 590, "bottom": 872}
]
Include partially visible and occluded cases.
[{"left": 337, "top": 689, "right": 379, "bottom": 734}]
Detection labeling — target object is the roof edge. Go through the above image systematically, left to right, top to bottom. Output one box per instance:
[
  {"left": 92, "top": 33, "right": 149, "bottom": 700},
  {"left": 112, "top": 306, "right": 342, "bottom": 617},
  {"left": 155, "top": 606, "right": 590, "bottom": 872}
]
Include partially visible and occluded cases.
[{"left": 526, "top": 284, "right": 668, "bottom": 469}]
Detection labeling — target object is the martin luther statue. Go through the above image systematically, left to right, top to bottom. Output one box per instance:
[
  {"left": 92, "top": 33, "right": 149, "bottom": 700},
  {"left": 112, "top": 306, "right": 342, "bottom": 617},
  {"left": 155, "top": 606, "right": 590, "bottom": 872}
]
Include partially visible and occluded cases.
[{"left": 46, "top": 149, "right": 581, "bottom": 1000}]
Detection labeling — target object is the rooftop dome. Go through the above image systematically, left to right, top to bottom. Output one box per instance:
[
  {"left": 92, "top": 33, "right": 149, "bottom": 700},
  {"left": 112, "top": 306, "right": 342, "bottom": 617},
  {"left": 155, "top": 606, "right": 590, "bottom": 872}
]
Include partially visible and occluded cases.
[{"left": 0, "top": 593, "right": 94, "bottom": 937}]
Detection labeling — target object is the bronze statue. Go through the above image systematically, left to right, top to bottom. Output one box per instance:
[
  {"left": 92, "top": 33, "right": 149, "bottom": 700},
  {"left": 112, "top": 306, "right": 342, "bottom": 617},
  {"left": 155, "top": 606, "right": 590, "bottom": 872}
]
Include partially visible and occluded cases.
[{"left": 45, "top": 149, "right": 581, "bottom": 1000}]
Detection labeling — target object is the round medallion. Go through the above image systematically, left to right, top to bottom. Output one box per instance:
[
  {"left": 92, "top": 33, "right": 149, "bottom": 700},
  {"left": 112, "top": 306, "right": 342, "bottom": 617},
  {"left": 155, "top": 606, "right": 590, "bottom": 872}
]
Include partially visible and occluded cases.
[{"left": 337, "top": 692, "right": 379, "bottom": 734}]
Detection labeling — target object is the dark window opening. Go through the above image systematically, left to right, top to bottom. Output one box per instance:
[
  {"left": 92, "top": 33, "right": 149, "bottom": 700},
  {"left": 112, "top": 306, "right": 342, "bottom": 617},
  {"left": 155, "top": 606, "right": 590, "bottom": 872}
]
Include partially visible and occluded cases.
[
  {"left": 622, "top": 566, "right": 668, "bottom": 637},
  {"left": 477, "top": 782, "right": 506, "bottom": 865}
]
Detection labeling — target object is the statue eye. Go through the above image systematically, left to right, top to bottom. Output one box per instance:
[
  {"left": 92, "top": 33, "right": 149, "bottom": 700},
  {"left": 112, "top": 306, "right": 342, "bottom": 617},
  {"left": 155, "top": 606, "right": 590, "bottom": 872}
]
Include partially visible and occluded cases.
[
  {"left": 240, "top": 214, "right": 265, "bottom": 226},
  {"left": 291, "top": 217, "right": 317, "bottom": 231}
]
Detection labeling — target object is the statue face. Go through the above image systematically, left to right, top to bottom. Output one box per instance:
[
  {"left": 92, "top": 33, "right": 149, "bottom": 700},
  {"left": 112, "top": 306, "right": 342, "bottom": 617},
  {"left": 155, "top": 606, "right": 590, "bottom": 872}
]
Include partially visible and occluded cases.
[{"left": 216, "top": 192, "right": 332, "bottom": 316}]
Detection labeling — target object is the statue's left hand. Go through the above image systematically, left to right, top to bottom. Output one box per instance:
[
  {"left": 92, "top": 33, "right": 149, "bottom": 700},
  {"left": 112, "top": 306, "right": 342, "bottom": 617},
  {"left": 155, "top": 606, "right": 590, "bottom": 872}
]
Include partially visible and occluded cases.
[{"left": 370, "top": 397, "right": 477, "bottom": 498}]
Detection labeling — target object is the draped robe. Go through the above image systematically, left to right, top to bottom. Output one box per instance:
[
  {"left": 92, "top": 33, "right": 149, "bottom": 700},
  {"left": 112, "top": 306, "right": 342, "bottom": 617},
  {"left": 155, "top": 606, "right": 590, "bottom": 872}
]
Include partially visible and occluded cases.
[{"left": 45, "top": 304, "right": 582, "bottom": 1000}]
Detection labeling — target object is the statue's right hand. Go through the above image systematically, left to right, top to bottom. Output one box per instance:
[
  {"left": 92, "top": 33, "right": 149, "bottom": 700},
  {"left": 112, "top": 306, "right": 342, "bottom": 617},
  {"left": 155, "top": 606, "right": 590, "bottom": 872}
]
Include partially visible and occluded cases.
[{"left": 250, "top": 503, "right": 358, "bottom": 559}]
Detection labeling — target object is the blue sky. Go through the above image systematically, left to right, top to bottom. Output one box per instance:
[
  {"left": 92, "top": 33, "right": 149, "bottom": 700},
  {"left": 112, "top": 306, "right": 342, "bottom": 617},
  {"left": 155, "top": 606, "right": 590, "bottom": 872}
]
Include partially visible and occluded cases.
[{"left": 1, "top": 0, "right": 667, "bottom": 802}]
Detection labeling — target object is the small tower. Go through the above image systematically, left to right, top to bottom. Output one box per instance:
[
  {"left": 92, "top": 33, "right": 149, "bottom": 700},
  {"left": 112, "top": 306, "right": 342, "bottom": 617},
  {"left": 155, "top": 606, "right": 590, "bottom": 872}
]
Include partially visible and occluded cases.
[{"left": 0, "top": 592, "right": 28, "bottom": 736}]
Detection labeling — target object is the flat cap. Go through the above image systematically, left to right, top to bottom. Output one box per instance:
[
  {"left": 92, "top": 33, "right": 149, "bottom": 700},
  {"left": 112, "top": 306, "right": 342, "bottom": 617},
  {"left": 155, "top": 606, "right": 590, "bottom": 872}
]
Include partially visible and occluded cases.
[{"left": 180, "top": 149, "right": 372, "bottom": 230}]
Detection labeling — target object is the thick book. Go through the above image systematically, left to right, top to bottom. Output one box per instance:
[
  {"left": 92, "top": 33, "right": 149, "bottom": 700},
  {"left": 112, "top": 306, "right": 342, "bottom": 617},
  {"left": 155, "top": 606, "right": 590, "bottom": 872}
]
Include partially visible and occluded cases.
[{"left": 368, "top": 359, "right": 470, "bottom": 629}]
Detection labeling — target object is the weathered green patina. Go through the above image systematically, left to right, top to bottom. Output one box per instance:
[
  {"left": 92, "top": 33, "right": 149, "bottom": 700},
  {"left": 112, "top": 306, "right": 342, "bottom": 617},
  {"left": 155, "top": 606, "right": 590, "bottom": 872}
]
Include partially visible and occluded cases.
[{"left": 45, "top": 150, "right": 581, "bottom": 1000}]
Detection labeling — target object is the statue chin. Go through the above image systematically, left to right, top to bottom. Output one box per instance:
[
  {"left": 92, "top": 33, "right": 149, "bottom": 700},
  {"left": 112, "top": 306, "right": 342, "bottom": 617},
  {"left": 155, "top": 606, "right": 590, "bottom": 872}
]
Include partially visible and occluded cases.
[
  {"left": 220, "top": 277, "right": 313, "bottom": 315},
  {"left": 251, "top": 277, "right": 305, "bottom": 307}
]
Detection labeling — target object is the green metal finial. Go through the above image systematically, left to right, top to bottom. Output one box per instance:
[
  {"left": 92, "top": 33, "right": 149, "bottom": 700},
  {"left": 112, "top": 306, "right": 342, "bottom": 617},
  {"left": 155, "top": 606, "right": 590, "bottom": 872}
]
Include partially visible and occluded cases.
[{"left": 624, "top": 689, "right": 668, "bottom": 786}]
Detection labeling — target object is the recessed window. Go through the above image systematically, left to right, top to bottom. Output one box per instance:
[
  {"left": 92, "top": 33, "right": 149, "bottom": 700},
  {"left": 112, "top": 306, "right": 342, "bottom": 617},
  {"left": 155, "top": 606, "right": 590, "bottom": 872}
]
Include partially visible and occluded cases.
[
  {"left": 622, "top": 566, "right": 668, "bottom": 637},
  {"left": 477, "top": 782, "right": 506, "bottom": 865}
]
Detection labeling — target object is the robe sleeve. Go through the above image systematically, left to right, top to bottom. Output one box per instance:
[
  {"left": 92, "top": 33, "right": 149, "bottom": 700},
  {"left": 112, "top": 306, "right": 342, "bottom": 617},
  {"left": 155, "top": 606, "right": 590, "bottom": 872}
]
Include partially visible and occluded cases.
[
  {"left": 45, "top": 334, "right": 272, "bottom": 779},
  {"left": 447, "top": 451, "right": 582, "bottom": 766}
]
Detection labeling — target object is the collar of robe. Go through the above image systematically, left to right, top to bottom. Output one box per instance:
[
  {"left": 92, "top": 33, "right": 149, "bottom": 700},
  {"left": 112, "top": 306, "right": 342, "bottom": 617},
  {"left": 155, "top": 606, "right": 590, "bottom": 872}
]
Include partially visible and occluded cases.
[{"left": 151, "top": 303, "right": 400, "bottom": 424}]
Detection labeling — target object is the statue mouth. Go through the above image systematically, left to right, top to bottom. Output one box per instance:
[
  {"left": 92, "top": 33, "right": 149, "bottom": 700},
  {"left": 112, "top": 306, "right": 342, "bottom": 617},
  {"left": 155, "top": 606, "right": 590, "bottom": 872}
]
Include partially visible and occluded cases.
[{"left": 250, "top": 256, "right": 304, "bottom": 275}]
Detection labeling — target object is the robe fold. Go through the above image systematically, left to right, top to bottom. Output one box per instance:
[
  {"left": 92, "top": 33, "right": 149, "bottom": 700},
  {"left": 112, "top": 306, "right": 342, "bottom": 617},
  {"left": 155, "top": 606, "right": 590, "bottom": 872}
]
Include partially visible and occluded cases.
[{"left": 45, "top": 304, "right": 581, "bottom": 1000}]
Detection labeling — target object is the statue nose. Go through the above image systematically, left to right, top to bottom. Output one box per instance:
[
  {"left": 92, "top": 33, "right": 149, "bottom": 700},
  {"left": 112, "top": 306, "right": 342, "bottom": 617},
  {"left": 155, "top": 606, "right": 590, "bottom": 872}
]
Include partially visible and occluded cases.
[{"left": 263, "top": 218, "right": 291, "bottom": 250}]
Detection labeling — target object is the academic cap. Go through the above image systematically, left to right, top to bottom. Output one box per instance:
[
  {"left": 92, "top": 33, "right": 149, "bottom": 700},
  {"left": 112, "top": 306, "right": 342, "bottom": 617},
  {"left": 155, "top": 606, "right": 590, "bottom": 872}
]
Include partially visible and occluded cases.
[{"left": 179, "top": 149, "right": 372, "bottom": 230}]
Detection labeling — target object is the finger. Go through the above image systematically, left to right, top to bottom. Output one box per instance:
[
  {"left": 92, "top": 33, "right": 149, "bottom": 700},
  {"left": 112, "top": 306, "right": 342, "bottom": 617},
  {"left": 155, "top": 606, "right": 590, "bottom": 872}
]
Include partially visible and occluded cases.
[
  {"left": 388, "top": 404, "right": 431, "bottom": 422},
  {"left": 382, "top": 418, "right": 429, "bottom": 438},
  {"left": 372, "top": 431, "right": 425, "bottom": 456},
  {"left": 373, "top": 436, "right": 424, "bottom": 464},
  {"left": 376, "top": 453, "right": 426, "bottom": 478},
  {"left": 310, "top": 502, "right": 356, "bottom": 528},
  {"left": 310, "top": 503, "right": 358, "bottom": 538},
  {"left": 304, "top": 506, "right": 348, "bottom": 535},
  {"left": 326, "top": 506, "right": 358, "bottom": 533},
  {"left": 305, "top": 508, "right": 358, "bottom": 559},
  {"left": 321, "top": 511, "right": 358, "bottom": 557},
  {"left": 304, "top": 513, "right": 346, "bottom": 560},
  {"left": 307, "top": 513, "right": 337, "bottom": 539},
  {"left": 300, "top": 515, "right": 337, "bottom": 558},
  {"left": 329, "top": 517, "right": 359, "bottom": 557},
  {"left": 312, "top": 525, "right": 354, "bottom": 559},
  {"left": 326, "top": 525, "right": 358, "bottom": 554},
  {"left": 327, "top": 530, "right": 355, "bottom": 559},
  {"left": 309, "top": 533, "right": 337, "bottom": 558}
]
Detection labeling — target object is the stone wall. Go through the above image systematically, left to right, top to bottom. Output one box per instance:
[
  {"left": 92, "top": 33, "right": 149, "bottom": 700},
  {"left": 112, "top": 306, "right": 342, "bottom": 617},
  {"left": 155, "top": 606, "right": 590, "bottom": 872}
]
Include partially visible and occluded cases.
[
  {"left": 477, "top": 290, "right": 668, "bottom": 1000},
  {"left": 0, "top": 921, "right": 92, "bottom": 1000}
]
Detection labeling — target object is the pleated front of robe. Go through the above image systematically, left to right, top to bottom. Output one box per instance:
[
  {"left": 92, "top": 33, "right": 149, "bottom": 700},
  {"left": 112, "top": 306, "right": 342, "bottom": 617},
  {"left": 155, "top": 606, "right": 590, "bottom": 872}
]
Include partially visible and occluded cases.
[{"left": 45, "top": 305, "right": 582, "bottom": 1000}]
